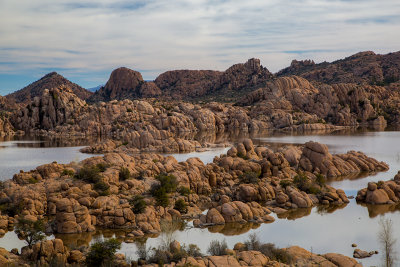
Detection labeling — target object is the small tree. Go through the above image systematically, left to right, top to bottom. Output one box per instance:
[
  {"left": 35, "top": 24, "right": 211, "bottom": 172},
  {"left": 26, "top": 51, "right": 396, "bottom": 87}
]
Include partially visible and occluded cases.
[
  {"left": 15, "top": 218, "right": 46, "bottom": 248},
  {"left": 379, "top": 218, "right": 397, "bottom": 267},
  {"left": 86, "top": 238, "right": 121, "bottom": 267},
  {"left": 207, "top": 239, "right": 228, "bottom": 256}
]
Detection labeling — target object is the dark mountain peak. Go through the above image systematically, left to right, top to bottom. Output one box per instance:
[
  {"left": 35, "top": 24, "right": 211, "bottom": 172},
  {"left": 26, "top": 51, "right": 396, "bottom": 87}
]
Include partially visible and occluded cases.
[{"left": 6, "top": 72, "right": 92, "bottom": 103}]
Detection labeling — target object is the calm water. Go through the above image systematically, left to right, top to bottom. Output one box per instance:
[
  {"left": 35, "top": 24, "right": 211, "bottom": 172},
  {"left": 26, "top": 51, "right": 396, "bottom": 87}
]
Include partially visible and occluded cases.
[
  {"left": 1, "top": 131, "right": 400, "bottom": 266},
  {"left": 0, "top": 140, "right": 100, "bottom": 181}
]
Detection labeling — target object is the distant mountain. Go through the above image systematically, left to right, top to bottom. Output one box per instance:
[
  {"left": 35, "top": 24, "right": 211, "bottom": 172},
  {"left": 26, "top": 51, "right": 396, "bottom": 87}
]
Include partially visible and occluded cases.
[
  {"left": 277, "top": 51, "right": 400, "bottom": 86},
  {"left": 89, "top": 58, "right": 274, "bottom": 102},
  {"left": 6, "top": 72, "right": 93, "bottom": 103},
  {"left": 87, "top": 85, "right": 104, "bottom": 92}
]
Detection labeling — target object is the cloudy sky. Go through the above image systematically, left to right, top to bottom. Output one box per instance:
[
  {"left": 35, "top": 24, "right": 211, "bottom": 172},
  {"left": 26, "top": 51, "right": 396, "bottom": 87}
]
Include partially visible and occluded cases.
[{"left": 1, "top": 0, "right": 400, "bottom": 95}]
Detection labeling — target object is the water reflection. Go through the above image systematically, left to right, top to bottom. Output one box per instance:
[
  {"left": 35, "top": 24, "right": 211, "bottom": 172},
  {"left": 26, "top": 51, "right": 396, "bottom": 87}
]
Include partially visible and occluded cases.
[
  {"left": 359, "top": 202, "right": 400, "bottom": 218},
  {"left": 207, "top": 222, "right": 262, "bottom": 236}
]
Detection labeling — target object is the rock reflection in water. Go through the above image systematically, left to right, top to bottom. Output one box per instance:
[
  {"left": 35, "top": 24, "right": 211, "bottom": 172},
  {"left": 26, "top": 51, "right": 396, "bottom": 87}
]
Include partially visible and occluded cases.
[
  {"left": 359, "top": 202, "right": 400, "bottom": 218},
  {"left": 315, "top": 204, "right": 348, "bottom": 215},
  {"left": 276, "top": 207, "right": 312, "bottom": 220},
  {"left": 207, "top": 222, "right": 262, "bottom": 236}
]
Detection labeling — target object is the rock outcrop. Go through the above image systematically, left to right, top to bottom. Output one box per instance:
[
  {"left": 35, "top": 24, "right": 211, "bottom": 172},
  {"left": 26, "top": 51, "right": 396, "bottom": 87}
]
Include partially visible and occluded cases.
[
  {"left": 89, "top": 67, "right": 162, "bottom": 102},
  {"left": 356, "top": 171, "right": 400, "bottom": 204}
]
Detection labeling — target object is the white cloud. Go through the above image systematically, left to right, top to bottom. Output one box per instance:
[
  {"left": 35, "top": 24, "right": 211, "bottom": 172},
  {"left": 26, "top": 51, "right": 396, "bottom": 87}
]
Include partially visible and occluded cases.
[{"left": 0, "top": 0, "right": 400, "bottom": 82}]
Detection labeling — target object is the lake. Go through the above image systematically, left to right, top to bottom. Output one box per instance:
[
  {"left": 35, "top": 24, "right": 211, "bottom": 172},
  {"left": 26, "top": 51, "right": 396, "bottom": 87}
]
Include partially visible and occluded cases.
[{"left": 0, "top": 130, "right": 399, "bottom": 266}]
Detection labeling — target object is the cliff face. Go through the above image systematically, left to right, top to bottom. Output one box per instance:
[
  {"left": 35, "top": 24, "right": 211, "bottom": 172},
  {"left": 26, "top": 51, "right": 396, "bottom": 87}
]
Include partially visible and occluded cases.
[
  {"left": 277, "top": 51, "right": 400, "bottom": 86},
  {"left": 14, "top": 86, "right": 86, "bottom": 131}
]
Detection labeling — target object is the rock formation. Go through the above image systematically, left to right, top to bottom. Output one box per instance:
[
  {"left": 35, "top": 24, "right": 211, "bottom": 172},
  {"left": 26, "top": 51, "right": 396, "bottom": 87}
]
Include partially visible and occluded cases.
[
  {"left": 89, "top": 67, "right": 161, "bottom": 102},
  {"left": 6, "top": 72, "right": 92, "bottom": 103},
  {"left": 0, "top": 139, "right": 388, "bottom": 236},
  {"left": 356, "top": 171, "right": 400, "bottom": 204}
]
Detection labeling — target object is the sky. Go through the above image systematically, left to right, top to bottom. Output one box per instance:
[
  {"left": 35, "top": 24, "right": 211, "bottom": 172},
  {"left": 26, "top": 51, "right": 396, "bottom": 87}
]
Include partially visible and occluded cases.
[{"left": 1, "top": 0, "right": 400, "bottom": 95}]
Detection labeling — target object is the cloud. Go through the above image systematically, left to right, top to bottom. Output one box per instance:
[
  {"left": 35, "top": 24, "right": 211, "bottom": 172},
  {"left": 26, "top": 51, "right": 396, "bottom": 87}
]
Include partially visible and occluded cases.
[{"left": 0, "top": 0, "right": 400, "bottom": 91}]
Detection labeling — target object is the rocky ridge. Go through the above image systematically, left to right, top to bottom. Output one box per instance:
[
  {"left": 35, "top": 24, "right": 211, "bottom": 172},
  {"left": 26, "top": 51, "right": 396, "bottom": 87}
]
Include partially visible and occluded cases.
[
  {"left": 277, "top": 51, "right": 400, "bottom": 86},
  {"left": 90, "top": 58, "right": 274, "bottom": 102},
  {"left": 237, "top": 75, "right": 400, "bottom": 126}
]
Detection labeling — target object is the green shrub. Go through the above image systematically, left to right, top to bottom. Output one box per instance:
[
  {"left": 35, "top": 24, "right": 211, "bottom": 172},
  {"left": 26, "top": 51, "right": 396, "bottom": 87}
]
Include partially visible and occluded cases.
[
  {"left": 127, "top": 108, "right": 133, "bottom": 112},
  {"left": 237, "top": 152, "right": 249, "bottom": 160},
  {"left": 96, "top": 163, "right": 109, "bottom": 172},
  {"left": 74, "top": 165, "right": 101, "bottom": 184},
  {"left": 119, "top": 167, "right": 131, "bottom": 181},
  {"left": 61, "top": 169, "right": 74, "bottom": 177},
  {"left": 239, "top": 171, "right": 261, "bottom": 184},
  {"left": 293, "top": 172, "right": 310, "bottom": 191},
  {"left": 151, "top": 173, "right": 178, "bottom": 207},
  {"left": 155, "top": 173, "right": 178, "bottom": 193},
  {"left": 315, "top": 173, "right": 326, "bottom": 186},
  {"left": 28, "top": 177, "right": 39, "bottom": 184},
  {"left": 279, "top": 179, "right": 292, "bottom": 188},
  {"left": 377, "top": 180, "right": 385, "bottom": 188},
  {"left": 94, "top": 181, "right": 110, "bottom": 196},
  {"left": 307, "top": 185, "right": 322, "bottom": 195},
  {"left": 178, "top": 186, "right": 191, "bottom": 196},
  {"left": 153, "top": 187, "right": 169, "bottom": 207},
  {"left": 130, "top": 195, "right": 147, "bottom": 214},
  {"left": 174, "top": 199, "right": 188, "bottom": 214},
  {"left": 15, "top": 218, "right": 46, "bottom": 248},
  {"left": 85, "top": 238, "right": 121, "bottom": 267},
  {"left": 207, "top": 239, "right": 228, "bottom": 256}
]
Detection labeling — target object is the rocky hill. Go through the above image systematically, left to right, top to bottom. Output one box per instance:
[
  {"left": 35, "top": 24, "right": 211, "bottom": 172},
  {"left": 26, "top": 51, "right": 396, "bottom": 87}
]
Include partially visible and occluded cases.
[
  {"left": 277, "top": 51, "right": 400, "bottom": 86},
  {"left": 90, "top": 58, "right": 274, "bottom": 102},
  {"left": 6, "top": 72, "right": 93, "bottom": 103}
]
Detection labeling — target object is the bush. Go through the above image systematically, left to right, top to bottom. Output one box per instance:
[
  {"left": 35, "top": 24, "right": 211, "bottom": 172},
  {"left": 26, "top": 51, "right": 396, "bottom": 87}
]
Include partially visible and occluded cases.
[
  {"left": 237, "top": 152, "right": 249, "bottom": 160},
  {"left": 74, "top": 165, "right": 102, "bottom": 184},
  {"left": 119, "top": 167, "right": 131, "bottom": 181},
  {"left": 61, "top": 169, "right": 74, "bottom": 177},
  {"left": 239, "top": 171, "right": 261, "bottom": 184},
  {"left": 293, "top": 172, "right": 312, "bottom": 192},
  {"left": 151, "top": 173, "right": 178, "bottom": 207},
  {"left": 155, "top": 173, "right": 178, "bottom": 193},
  {"left": 315, "top": 174, "right": 326, "bottom": 186},
  {"left": 279, "top": 179, "right": 292, "bottom": 188},
  {"left": 94, "top": 181, "right": 110, "bottom": 196},
  {"left": 178, "top": 186, "right": 191, "bottom": 196},
  {"left": 153, "top": 187, "right": 170, "bottom": 207},
  {"left": 130, "top": 195, "right": 147, "bottom": 214},
  {"left": 174, "top": 199, "right": 188, "bottom": 214},
  {"left": 15, "top": 218, "right": 46, "bottom": 248},
  {"left": 244, "top": 233, "right": 261, "bottom": 251},
  {"left": 243, "top": 234, "right": 293, "bottom": 264},
  {"left": 85, "top": 238, "right": 121, "bottom": 267},
  {"left": 207, "top": 239, "right": 228, "bottom": 256},
  {"left": 185, "top": 244, "right": 202, "bottom": 257}
]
